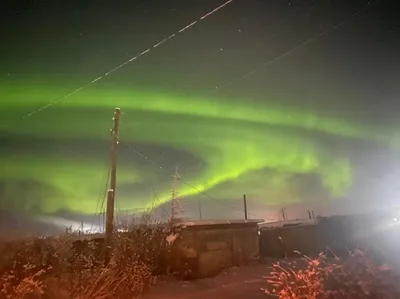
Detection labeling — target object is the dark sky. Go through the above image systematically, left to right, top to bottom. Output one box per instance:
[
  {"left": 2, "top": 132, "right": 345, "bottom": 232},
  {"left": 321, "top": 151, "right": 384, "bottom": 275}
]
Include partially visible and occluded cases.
[{"left": 0, "top": 0, "right": 399, "bottom": 233}]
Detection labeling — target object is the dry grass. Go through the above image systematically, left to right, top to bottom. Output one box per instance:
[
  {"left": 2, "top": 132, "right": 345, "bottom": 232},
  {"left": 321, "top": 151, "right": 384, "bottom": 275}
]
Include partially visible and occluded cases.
[
  {"left": 0, "top": 213, "right": 176, "bottom": 299},
  {"left": 265, "top": 250, "right": 400, "bottom": 299}
]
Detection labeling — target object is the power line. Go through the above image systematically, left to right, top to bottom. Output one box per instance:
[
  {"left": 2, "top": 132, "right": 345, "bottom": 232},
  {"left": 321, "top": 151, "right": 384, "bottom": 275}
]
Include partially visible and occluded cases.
[
  {"left": 1, "top": 0, "right": 233, "bottom": 132},
  {"left": 205, "top": 0, "right": 374, "bottom": 97},
  {"left": 89, "top": 129, "right": 114, "bottom": 232},
  {"left": 90, "top": 166, "right": 110, "bottom": 233},
  {"left": 99, "top": 167, "right": 111, "bottom": 228}
]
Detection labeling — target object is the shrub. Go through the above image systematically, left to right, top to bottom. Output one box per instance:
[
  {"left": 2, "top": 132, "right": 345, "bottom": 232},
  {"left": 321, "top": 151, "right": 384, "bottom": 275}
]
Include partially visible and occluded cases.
[
  {"left": 0, "top": 214, "right": 175, "bottom": 299},
  {"left": 265, "top": 250, "right": 400, "bottom": 299}
]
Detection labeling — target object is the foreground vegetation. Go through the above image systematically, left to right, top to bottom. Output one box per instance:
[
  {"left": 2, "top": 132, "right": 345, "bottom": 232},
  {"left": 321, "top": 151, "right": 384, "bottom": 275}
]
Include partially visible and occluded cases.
[
  {"left": 2, "top": 213, "right": 400, "bottom": 299},
  {"left": 0, "top": 218, "right": 173, "bottom": 299},
  {"left": 265, "top": 250, "right": 400, "bottom": 299}
]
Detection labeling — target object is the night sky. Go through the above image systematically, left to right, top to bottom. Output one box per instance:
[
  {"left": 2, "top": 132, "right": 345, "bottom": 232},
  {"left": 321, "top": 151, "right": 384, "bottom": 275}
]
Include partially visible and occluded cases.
[{"left": 1, "top": 0, "right": 399, "bottom": 231}]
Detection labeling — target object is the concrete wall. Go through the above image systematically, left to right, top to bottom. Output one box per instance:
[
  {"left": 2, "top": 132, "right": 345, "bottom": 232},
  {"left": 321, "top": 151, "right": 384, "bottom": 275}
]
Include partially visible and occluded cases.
[{"left": 170, "top": 223, "right": 259, "bottom": 279}]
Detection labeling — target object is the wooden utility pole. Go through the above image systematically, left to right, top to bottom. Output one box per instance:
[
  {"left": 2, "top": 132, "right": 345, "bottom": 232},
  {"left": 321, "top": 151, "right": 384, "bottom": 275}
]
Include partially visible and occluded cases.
[
  {"left": 104, "top": 107, "right": 121, "bottom": 265},
  {"left": 110, "top": 107, "right": 121, "bottom": 201},
  {"left": 198, "top": 182, "right": 206, "bottom": 220},
  {"left": 104, "top": 189, "right": 114, "bottom": 263},
  {"left": 243, "top": 194, "right": 248, "bottom": 220},
  {"left": 198, "top": 201, "right": 203, "bottom": 220},
  {"left": 281, "top": 208, "right": 286, "bottom": 221},
  {"left": 102, "top": 209, "right": 106, "bottom": 232}
]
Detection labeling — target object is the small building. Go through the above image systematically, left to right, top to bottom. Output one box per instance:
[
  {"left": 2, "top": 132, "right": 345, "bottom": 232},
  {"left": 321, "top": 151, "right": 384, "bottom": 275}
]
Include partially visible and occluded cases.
[
  {"left": 258, "top": 214, "right": 399, "bottom": 259},
  {"left": 169, "top": 219, "right": 263, "bottom": 279},
  {"left": 259, "top": 219, "right": 322, "bottom": 258}
]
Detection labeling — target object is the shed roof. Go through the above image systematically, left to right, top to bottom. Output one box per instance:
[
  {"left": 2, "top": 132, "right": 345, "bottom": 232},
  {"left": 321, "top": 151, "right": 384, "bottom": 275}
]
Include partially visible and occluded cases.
[
  {"left": 258, "top": 218, "right": 318, "bottom": 230},
  {"left": 176, "top": 219, "right": 264, "bottom": 230}
]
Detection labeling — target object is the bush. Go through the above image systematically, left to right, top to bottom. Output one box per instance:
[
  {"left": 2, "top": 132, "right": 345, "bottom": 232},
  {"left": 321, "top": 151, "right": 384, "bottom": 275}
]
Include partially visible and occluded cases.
[
  {"left": 0, "top": 215, "right": 175, "bottom": 299},
  {"left": 265, "top": 250, "right": 400, "bottom": 299}
]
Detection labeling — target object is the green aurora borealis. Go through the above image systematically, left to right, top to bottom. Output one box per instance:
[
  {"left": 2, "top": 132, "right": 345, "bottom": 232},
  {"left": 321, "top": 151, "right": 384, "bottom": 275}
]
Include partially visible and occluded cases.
[
  {"left": 1, "top": 0, "right": 400, "bottom": 221},
  {"left": 1, "top": 80, "right": 398, "bottom": 216}
]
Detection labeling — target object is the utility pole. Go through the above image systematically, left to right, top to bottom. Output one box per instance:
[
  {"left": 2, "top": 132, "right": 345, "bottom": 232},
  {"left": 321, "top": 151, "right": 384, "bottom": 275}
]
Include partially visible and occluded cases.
[
  {"left": 104, "top": 107, "right": 121, "bottom": 265},
  {"left": 110, "top": 107, "right": 121, "bottom": 203},
  {"left": 170, "top": 167, "right": 180, "bottom": 224},
  {"left": 198, "top": 182, "right": 206, "bottom": 220},
  {"left": 243, "top": 194, "right": 248, "bottom": 220},
  {"left": 198, "top": 201, "right": 203, "bottom": 220},
  {"left": 102, "top": 209, "right": 106, "bottom": 232}
]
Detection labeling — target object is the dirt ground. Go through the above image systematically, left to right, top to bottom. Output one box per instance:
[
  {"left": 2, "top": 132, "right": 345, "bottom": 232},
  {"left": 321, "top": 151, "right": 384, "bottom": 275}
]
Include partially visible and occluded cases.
[{"left": 142, "top": 262, "right": 275, "bottom": 299}]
